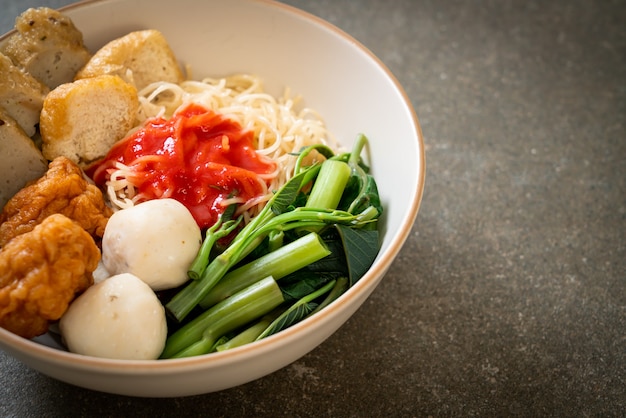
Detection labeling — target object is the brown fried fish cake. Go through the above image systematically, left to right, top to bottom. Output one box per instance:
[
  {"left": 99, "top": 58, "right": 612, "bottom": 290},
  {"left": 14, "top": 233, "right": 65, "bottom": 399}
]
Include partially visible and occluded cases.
[
  {"left": 0, "top": 156, "right": 112, "bottom": 247},
  {"left": 0, "top": 214, "right": 100, "bottom": 339}
]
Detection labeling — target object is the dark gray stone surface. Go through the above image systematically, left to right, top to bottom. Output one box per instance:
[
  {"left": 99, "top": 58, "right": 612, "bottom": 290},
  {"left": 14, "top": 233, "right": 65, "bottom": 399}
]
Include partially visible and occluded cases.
[{"left": 1, "top": 0, "right": 624, "bottom": 416}]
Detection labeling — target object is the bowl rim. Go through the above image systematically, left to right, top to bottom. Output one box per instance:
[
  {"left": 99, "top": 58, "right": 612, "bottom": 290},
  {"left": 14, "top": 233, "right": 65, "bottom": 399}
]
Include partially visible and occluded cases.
[{"left": 0, "top": 0, "right": 426, "bottom": 374}]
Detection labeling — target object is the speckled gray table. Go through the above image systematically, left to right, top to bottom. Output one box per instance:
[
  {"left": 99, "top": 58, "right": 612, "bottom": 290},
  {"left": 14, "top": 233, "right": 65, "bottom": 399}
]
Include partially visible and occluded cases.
[{"left": 1, "top": 0, "right": 624, "bottom": 416}]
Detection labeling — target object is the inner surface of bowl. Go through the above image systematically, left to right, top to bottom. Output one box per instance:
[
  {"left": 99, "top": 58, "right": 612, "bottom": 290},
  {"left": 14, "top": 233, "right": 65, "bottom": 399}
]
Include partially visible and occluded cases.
[{"left": 0, "top": 0, "right": 424, "bottom": 397}]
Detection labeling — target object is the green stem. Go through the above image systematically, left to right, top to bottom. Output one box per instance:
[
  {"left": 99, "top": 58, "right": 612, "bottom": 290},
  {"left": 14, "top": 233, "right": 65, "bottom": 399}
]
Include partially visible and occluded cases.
[
  {"left": 349, "top": 133, "right": 368, "bottom": 166},
  {"left": 305, "top": 159, "right": 351, "bottom": 210},
  {"left": 357, "top": 206, "right": 379, "bottom": 223},
  {"left": 253, "top": 208, "right": 363, "bottom": 237},
  {"left": 166, "top": 210, "right": 275, "bottom": 322},
  {"left": 188, "top": 215, "right": 242, "bottom": 280},
  {"left": 267, "top": 230, "right": 284, "bottom": 252},
  {"left": 199, "top": 232, "right": 331, "bottom": 309},
  {"left": 166, "top": 251, "right": 233, "bottom": 321},
  {"left": 161, "top": 276, "right": 284, "bottom": 358},
  {"left": 310, "top": 276, "right": 349, "bottom": 315},
  {"left": 255, "top": 279, "right": 337, "bottom": 341},
  {"left": 215, "top": 310, "right": 281, "bottom": 352}
]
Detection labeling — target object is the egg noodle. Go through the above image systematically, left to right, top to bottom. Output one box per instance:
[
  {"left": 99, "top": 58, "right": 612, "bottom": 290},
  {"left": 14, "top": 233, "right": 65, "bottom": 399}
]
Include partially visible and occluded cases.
[{"left": 105, "top": 74, "right": 342, "bottom": 222}]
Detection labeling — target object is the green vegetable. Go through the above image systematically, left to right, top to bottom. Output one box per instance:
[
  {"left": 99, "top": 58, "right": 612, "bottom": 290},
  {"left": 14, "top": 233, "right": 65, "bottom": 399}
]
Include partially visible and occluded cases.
[
  {"left": 162, "top": 133, "right": 384, "bottom": 358},
  {"left": 339, "top": 133, "right": 383, "bottom": 219},
  {"left": 305, "top": 159, "right": 351, "bottom": 211},
  {"left": 166, "top": 165, "right": 372, "bottom": 322},
  {"left": 165, "top": 168, "right": 316, "bottom": 322},
  {"left": 187, "top": 209, "right": 242, "bottom": 280},
  {"left": 335, "top": 224, "right": 380, "bottom": 286},
  {"left": 198, "top": 232, "right": 331, "bottom": 309},
  {"left": 279, "top": 271, "right": 341, "bottom": 302},
  {"left": 161, "top": 276, "right": 284, "bottom": 358},
  {"left": 311, "top": 277, "right": 350, "bottom": 314},
  {"left": 256, "top": 279, "right": 337, "bottom": 340},
  {"left": 214, "top": 311, "right": 280, "bottom": 352}
]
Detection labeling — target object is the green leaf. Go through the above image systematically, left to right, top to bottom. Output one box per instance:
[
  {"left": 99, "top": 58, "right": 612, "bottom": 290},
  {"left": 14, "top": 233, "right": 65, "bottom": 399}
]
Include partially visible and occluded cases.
[
  {"left": 270, "top": 165, "right": 320, "bottom": 215},
  {"left": 335, "top": 224, "right": 380, "bottom": 286},
  {"left": 279, "top": 271, "right": 341, "bottom": 302},
  {"left": 256, "top": 279, "right": 336, "bottom": 340},
  {"left": 259, "top": 302, "right": 319, "bottom": 338}
]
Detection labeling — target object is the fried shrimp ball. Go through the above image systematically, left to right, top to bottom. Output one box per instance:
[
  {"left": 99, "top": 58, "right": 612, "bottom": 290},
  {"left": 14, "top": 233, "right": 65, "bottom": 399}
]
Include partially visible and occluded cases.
[
  {"left": 0, "top": 156, "right": 113, "bottom": 247},
  {"left": 0, "top": 214, "right": 100, "bottom": 339}
]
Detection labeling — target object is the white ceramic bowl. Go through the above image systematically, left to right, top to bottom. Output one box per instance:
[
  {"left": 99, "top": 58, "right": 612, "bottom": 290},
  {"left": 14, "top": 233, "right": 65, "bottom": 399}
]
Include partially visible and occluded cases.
[{"left": 0, "top": 0, "right": 425, "bottom": 397}]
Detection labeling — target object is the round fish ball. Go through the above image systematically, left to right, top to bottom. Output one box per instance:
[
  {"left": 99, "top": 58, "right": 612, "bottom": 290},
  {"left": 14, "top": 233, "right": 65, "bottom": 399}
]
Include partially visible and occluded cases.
[
  {"left": 102, "top": 198, "right": 202, "bottom": 291},
  {"left": 60, "top": 273, "right": 167, "bottom": 360}
]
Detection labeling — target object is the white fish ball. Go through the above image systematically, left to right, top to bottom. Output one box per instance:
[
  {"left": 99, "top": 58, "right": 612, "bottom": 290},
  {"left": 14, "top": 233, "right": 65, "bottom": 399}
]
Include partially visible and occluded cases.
[
  {"left": 102, "top": 198, "right": 202, "bottom": 290},
  {"left": 60, "top": 273, "right": 167, "bottom": 360}
]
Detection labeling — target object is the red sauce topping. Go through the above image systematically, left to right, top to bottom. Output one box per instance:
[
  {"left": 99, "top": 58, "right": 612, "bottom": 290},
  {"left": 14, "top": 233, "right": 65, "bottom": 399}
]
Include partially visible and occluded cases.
[{"left": 87, "top": 103, "right": 277, "bottom": 228}]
